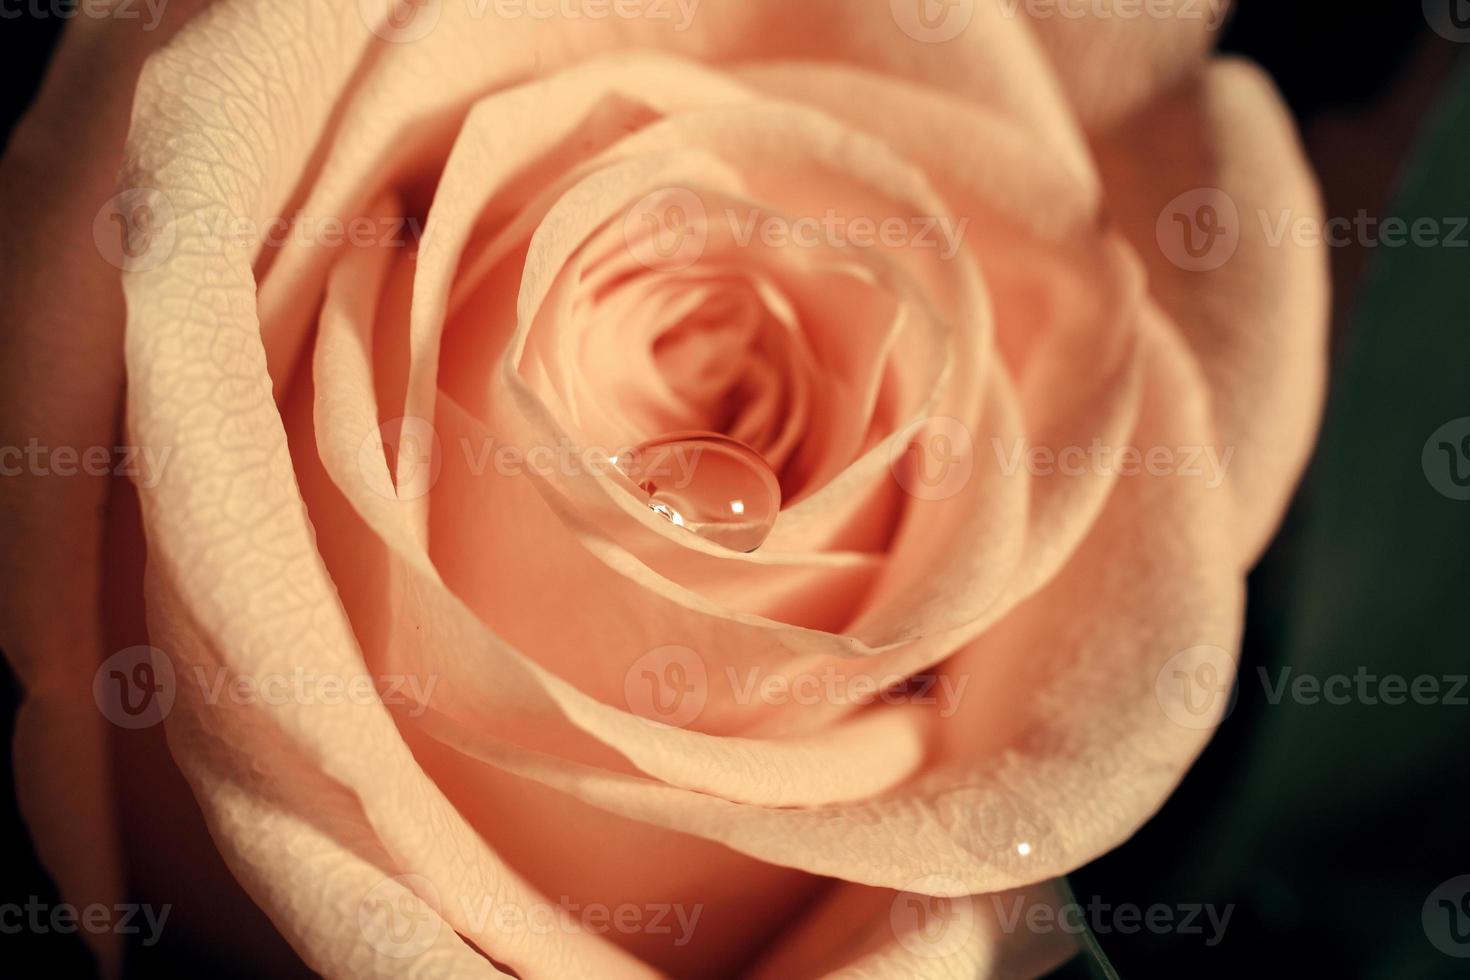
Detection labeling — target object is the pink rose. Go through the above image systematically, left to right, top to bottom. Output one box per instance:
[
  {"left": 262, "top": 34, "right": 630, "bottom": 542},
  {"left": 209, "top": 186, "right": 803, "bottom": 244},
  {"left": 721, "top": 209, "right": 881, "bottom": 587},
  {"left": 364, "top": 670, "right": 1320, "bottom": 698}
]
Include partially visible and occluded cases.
[{"left": 0, "top": 0, "right": 1325, "bottom": 976}]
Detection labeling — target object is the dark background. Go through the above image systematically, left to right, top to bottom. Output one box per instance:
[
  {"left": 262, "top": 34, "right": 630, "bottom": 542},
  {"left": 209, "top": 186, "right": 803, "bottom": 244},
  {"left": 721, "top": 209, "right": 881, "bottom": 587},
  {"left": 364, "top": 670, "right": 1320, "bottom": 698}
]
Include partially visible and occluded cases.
[{"left": 3, "top": 4, "right": 1467, "bottom": 977}]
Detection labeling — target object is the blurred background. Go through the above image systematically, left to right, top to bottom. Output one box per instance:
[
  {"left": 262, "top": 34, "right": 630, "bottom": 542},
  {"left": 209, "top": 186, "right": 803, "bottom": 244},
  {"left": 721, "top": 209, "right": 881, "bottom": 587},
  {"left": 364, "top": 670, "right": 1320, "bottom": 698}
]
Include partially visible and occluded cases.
[{"left": 2, "top": 3, "right": 1467, "bottom": 977}]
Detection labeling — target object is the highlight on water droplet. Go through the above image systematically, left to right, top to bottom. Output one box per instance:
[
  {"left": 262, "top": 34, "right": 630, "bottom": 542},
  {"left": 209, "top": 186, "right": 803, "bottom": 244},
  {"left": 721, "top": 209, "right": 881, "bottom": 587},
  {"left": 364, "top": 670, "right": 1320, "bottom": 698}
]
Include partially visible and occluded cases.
[{"left": 613, "top": 431, "right": 781, "bottom": 552}]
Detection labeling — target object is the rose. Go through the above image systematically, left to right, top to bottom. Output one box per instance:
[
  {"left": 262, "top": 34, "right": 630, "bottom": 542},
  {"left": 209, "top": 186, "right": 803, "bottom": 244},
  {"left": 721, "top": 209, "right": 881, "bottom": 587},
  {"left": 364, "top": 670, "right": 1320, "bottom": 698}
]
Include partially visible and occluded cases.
[{"left": 0, "top": 0, "right": 1325, "bottom": 976}]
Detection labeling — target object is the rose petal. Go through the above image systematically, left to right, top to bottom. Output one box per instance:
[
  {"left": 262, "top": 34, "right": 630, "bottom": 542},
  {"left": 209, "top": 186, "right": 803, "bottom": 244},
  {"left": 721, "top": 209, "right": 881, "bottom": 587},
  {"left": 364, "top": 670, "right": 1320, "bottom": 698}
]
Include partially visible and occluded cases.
[
  {"left": 256, "top": 0, "right": 1092, "bottom": 389},
  {"left": 1021, "top": 0, "right": 1233, "bottom": 130},
  {"left": 122, "top": 4, "right": 654, "bottom": 973},
  {"left": 0, "top": 6, "right": 208, "bottom": 974},
  {"left": 1094, "top": 58, "right": 1330, "bottom": 566},
  {"left": 148, "top": 580, "right": 507, "bottom": 978},
  {"left": 745, "top": 879, "right": 1075, "bottom": 979}
]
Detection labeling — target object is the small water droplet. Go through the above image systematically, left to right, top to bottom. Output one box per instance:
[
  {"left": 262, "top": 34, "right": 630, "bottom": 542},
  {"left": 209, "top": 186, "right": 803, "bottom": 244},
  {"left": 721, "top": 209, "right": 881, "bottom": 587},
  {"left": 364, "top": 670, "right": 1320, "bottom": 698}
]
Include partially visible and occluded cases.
[{"left": 615, "top": 431, "right": 780, "bottom": 552}]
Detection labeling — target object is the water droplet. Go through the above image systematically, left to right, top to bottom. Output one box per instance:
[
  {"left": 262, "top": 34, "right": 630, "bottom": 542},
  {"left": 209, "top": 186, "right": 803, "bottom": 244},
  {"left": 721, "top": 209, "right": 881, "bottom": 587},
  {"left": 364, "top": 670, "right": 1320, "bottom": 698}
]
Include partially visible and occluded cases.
[{"left": 615, "top": 431, "right": 780, "bottom": 552}]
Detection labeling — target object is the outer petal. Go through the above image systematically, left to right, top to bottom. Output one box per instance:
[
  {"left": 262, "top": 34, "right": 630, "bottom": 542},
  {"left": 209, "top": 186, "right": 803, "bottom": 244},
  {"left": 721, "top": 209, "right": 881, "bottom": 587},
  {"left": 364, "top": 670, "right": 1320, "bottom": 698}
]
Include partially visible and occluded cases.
[
  {"left": 1020, "top": 0, "right": 1234, "bottom": 129},
  {"left": 120, "top": 2, "right": 651, "bottom": 975},
  {"left": 0, "top": 6, "right": 207, "bottom": 974},
  {"left": 1095, "top": 58, "right": 1330, "bottom": 566},
  {"left": 148, "top": 574, "right": 505, "bottom": 978}
]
